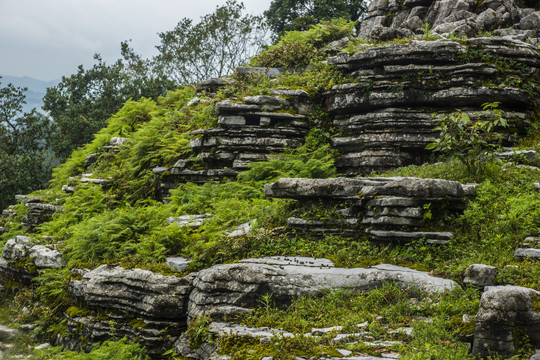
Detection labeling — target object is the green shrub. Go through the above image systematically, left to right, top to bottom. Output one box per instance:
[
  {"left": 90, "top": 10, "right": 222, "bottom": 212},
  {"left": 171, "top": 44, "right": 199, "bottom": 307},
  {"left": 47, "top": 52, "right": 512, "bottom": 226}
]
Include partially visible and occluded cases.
[
  {"left": 251, "top": 19, "right": 355, "bottom": 68},
  {"left": 426, "top": 102, "right": 508, "bottom": 175},
  {"left": 33, "top": 337, "right": 148, "bottom": 360}
]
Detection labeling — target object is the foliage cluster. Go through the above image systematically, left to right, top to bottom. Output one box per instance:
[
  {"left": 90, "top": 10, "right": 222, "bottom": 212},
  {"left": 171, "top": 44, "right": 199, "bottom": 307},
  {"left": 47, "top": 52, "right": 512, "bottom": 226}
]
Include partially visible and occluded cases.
[
  {"left": 264, "top": 0, "right": 367, "bottom": 36},
  {"left": 251, "top": 19, "right": 355, "bottom": 68},
  {"left": 0, "top": 79, "right": 54, "bottom": 210},
  {"left": 426, "top": 102, "right": 508, "bottom": 174},
  {"left": 210, "top": 285, "right": 480, "bottom": 359}
]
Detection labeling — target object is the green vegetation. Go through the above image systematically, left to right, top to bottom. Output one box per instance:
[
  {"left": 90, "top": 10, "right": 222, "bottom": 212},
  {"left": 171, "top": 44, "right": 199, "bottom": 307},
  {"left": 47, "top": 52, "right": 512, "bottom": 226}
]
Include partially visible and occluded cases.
[
  {"left": 0, "top": 11, "right": 540, "bottom": 360},
  {"left": 251, "top": 19, "right": 355, "bottom": 68},
  {"left": 0, "top": 78, "right": 54, "bottom": 210},
  {"left": 426, "top": 102, "right": 508, "bottom": 175}
]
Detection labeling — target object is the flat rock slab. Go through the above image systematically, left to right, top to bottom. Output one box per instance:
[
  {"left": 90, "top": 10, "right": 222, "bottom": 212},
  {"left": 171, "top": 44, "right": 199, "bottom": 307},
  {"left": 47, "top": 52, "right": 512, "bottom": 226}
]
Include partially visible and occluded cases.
[
  {"left": 514, "top": 248, "right": 540, "bottom": 260},
  {"left": 188, "top": 257, "right": 457, "bottom": 320},
  {"left": 70, "top": 264, "right": 195, "bottom": 320},
  {"left": 208, "top": 322, "right": 294, "bottom": 342}
]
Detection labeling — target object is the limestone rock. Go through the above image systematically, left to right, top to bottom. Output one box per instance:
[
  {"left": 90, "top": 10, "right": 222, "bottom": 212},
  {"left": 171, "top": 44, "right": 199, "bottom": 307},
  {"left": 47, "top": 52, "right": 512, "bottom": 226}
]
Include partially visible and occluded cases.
[
  {"left": 265, "top": 177, "right": 473, "bottom": 241},
  {"left": 2, "top": 236, "right": 34, "bottom": 261},
  {"left": 28, "top": 245, "right": 66, "bottom": 269},
  {"left": 514, "top": 248, "right": 540, "bottom": 260},
  {"left": 166, "top": 257, "right": 191, "bottom": 273},
  {"left": 188, "top": 257, "right": 457, "bottom": 320},
  {"left": 70, "top": 264, "right": 195, "bottom": 320},
  {"left": 463, "top": 264, "right": 498, "bottom": 287},
  {"left": 473, "top": 286, "right": 540, "bottom": 358},
  {"left": 0, "top": 324, "right": 20, "bottom": 341}
]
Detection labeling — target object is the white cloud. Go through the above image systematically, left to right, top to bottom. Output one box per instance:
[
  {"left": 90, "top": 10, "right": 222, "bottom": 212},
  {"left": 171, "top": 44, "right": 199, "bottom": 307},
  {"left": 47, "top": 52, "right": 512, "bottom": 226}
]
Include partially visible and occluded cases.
[{"left": 0, "top": 0, "right": 271, "bottom": 81}]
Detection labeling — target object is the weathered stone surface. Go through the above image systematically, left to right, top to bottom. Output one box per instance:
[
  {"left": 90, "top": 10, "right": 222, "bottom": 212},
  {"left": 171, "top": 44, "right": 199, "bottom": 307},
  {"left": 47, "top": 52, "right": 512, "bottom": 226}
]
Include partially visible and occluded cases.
[
  {"left": 358, "top": 0, "right": 538, "bottom": 40},
  {"left": 326, "top": 37, "right": 539, "bottom": 174},
  {"left": 159, "top": 89, "right": 311, "bottom": 195},
  {"left": 265, "top": 177, "right": 473, "bottom": 240},
  {"left": 22, "top": 200, "right": 63, "bottom": 231},
  {"left": 166, "top": 214, "right": 212, "bottom": 229},
  {"left": 0, "top": 236, "right": 66, "bottom": 284},
  {"left": 2, "top": 236, "right": 34, "bottom": 261},
  {"left": 28, "top": 245, "right": 66, "bottom": 269},
  {"left": 514, "top": 248, "right": 540, "bottom": 260},
  {"left": 166, "top": 257, "right": 191, "bottom": 273},
  {"left": 188, "top": 257, "right": 457, "bottom": 320},
  {"left": 463, "top": 264, "right": 499, "bottom": 287},
  {"left": 70, "top": 265, "right": 195, "bottom": 320},
  {"left": 473, "top": 286, "right": 540, "bottom": 358},
  {"left": 63, "top": 313, "right": 181, "bottom": 359},
  {"left": 0, "top": 325, "right": 21, "bottom": 341}
]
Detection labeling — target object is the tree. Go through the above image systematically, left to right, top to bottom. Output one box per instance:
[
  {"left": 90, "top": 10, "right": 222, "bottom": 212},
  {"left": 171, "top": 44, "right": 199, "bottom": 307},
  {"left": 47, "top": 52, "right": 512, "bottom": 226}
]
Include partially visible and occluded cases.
[
  {"left": 152, "top": 0, "right": 268, "bottom": 84},
  {"left": 264, "top": 0, "right": 367, "bottom": 37},
  {"left": 43, "top": 55, "right": 174, "bottom": 162},
  {"left": 0, "top": 78, "right": 54, "bottom": 210}
]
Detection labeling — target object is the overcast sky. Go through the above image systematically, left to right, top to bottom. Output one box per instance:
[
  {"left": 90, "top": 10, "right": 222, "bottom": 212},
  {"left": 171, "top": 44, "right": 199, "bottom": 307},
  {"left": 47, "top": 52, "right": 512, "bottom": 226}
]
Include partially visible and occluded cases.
[{"left": 0, "top": 0, "right": 271, "bottom": 82}]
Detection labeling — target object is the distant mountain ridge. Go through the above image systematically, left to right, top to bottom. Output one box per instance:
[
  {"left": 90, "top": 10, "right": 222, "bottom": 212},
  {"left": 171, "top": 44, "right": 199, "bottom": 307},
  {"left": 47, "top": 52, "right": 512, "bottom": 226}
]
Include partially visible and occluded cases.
[{"left": 0, "top": 74, "right": 59, "bottom": 113}]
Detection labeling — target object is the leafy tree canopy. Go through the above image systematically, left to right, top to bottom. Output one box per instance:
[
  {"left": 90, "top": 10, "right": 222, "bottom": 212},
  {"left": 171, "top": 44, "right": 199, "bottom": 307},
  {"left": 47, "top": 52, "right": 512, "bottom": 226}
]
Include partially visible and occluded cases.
[
  {"left": 151, "top": 0, "right": 268, "bottom": 85},
  {"left": 264, "top": 0, "right": 367, "bottom": 37},
  {"left": 43, "top": 54, "right": 175, "bottom": 162},
  {"left": 0, "top": 78, "right": 54, "bottom": 210}
]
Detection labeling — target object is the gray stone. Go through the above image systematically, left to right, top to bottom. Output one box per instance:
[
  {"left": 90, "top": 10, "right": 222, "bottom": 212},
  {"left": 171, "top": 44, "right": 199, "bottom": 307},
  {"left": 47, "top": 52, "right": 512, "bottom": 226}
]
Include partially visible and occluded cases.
[
  {"left": 476, "top": 9, "right": 500, "bottom": 31},
  {"left": 519, "top": 11, "right": 540, "bottom": 30},
  {"left": 109, "top": 137, "right": 128, "bottom": 147},
  {"left": 152, "top": 167, "right": 169, "bottom": 174},
  {"left": 167, "top": 214, "right": 212, "bottom": 229},
  {"left": 227, "top": 220, "right": 254, "bottom": 237},
  {"left": 2, "top": 236, "right": 34, "bottom": 261},
  {"left": 28, "top": 245, "right": 66, "bottom": 269},
  {"left": 514, "top": 248, "right": 540, "bottom": 260},
  {"left": 166, "top": 257, "right": 191, "bottom": 273},
  {"left": 188, "top": 258, "right": 457, "bottom": 320},
  {"left": 70, "top": 264, "right": 194, "bottom": 320},
  {"left": 463, "top": 264, "right": 498, "bottom": 287},
  {"left": 473, "top": 286, "right": 540, "bottom": 358},
  {"left": 208, "top": 322, "right": 294, "bottom": 342},
  {"left": 0, "top": 324, "right": 20, "bottom": 341},
  {"left": 34, "top": 343, "right": 50, "bottom": 350},
  {"left": 531, "top": 349, "right": 540, "bottom": 360}
]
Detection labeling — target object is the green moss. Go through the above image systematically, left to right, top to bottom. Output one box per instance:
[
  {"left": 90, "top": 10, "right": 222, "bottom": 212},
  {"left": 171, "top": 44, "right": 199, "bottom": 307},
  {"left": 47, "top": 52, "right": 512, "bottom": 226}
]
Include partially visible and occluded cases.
[{"left": 66, "top": 306, "right": 90, "bottom": 318}]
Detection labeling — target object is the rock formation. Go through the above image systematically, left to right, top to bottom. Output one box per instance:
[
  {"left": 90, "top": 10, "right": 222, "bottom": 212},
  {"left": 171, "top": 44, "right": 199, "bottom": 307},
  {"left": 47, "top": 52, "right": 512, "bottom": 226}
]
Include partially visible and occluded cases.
[
  {"left": 359, "top": 0, "right": 540, "bottom": 40},
  {"left": 264, "top": 177, "right": 475, "bottom": 242},
  {"left": 188, "top": 256, "right": 457, "bottom": 321},
  {"left": 473, "top": 285, "right": 540, "bottom": 357}
]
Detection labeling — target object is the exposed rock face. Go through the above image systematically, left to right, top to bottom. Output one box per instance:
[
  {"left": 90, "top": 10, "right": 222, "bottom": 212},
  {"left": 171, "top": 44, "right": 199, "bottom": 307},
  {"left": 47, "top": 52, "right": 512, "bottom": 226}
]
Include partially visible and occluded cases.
[
  {"left": 359, "top": 0, "right": 540, "bottom": 40},
  {"left": 327, "top": 37, "right": 539, "bottom": 174},
  {"left": 159, "top": 89, "right": 313, "bottom": 197},
  {"left": 264, "top": 177, "right": 474, "bottom": 241},
  {"left": 20, "top": 197, "right": 63, "bottom": 231},
  {"left": 0, "top": 236, "right": 65, "bottom": 284},
  {"left": 188, "top": 256, "right": 457, "bottom": 321},
  {"left": 463, "top": 264, "right": 499, "bottom": 287},
  {"left": 66, "top": 265, "right": 196, "bottom": 358},
  {"left": 70, "top": 265, "right": 194, "bottom": 320},
  {"left": 473, "top": 285, "right": 540, "bottom": 358},
  {"left": 62, "top": 314, "right": 183, "bottom": 358}
]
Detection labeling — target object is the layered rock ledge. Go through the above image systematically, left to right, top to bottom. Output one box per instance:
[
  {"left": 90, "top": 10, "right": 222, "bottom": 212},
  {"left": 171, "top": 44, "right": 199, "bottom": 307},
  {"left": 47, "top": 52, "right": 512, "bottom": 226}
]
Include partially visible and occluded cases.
[
  {"left": 264, "top": 177, "right": 475, "bottom": 242},
  {"left": 188, "top": 256, "right": 457, "bottom": 321}
]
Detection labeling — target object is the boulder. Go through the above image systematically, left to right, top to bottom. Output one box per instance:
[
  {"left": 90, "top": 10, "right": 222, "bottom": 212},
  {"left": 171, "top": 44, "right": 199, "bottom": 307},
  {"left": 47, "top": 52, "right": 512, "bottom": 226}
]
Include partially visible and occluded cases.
[
  {"left": 188, "top": 257, "right": 457, "bottom": 320},
  {"left": 70, "top": 264, "right": 195, "bottom": 320},
  {"left": 463, "top": 264, "right": 499, "bottom": 287},
  {"left": 473, "top": 286, "right": 540, "bottom": 358}
]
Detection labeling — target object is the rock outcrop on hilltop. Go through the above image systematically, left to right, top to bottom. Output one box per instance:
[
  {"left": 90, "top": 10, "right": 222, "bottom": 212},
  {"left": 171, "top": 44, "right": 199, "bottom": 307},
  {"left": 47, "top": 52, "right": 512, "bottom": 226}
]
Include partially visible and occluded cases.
[
  {"left": 0, "top": 0, "right": 539, "bottom": 359},
  {"left": 360, "top": 0, "right": 540, "bottom": 40},
  {"left": 327, "top": 37, "right": 539, "bottom": 174}
]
